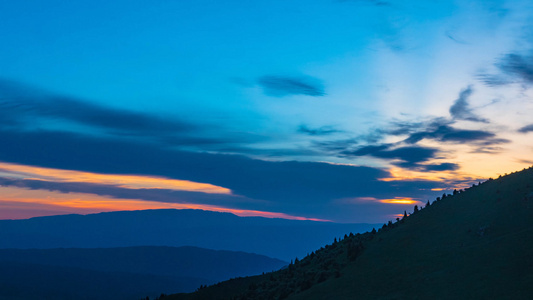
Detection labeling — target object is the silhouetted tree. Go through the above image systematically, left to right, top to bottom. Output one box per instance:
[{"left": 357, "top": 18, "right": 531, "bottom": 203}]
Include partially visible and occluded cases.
[
  {"left": 425, "top": 200, "right": 430, "bottom": 207},
  {"left": 414, "top": 205, "right": 419, "bottom": 213},
  {"left": 403, "top": 211, "right": 408, "bottom": 219},
  {"left": 371, "top": 228, "right": 377, "bottom": 234}
]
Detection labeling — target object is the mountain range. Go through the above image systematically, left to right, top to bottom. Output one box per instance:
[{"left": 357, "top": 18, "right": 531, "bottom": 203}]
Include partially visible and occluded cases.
[
  {"left": 0, "top": 209, "right": 378, "bottom": 261},
  {"left": 0, "top": 246, "right": 286, "bottom": 300}
]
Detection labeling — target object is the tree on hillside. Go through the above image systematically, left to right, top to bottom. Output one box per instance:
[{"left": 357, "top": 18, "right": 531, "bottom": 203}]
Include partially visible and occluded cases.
[{"left": 414, "top": 205, "right": 419, "bottom": 213}]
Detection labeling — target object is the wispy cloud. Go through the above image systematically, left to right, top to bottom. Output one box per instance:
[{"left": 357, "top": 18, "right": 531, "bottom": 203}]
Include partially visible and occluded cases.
[
  {"left": 479, "top": 52, "right": 533, "bottom": 87},
  {"left": 257, "top": 75, "right": 325, "bottom": 97},
  {"left": 0, "top": 79, "right": 195, "bottom": 135},
  {"left": 0, "top": 79, "right": 265, "bottom": 152},
  {"left": 449, "top": 86, "right": 488, "bottom": 123},
  {"left": 298, "top": 125, "right": 341, "bottom": 136},
  {"left": 343, "top": 145, "right": 439, "bottom": 169}
]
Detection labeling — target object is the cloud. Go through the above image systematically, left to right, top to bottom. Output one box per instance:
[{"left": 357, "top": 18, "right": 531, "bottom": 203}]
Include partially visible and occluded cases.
[
  {"left": 480, "top": 52, "right": 533, "bottom": 87},
  {"left": 257, "top": 75, "right": 325, "bottom": 97},
  {"left": 0, "top": 78, "right": 268, "bottom": 152},
  {"left": 0, "top": 79, "right": 195, "bottom": 135},
  {"left": 449, "top": 86, "right": 488, "bottom": 123},
  {"left": 404, "top": 121, "right": 499, "bottom": 145},
  {"left": 518, "top": 124, "right": 533, "bottom": 133},
  {"left": 297, "top": 125, "right": 340, "bottom": 136},
  {"left": 0, "top": 128, "right": 459, "bottom": 221},
  {"left": 0, "top": 129, "right": 395, "bottom": 204},
  {"left": 347, "top": 144, "right": 392, "bottom": 156},
  {"left": 343, "top": 145, "right": 439, "bottom": 168},
  {"left": 422, "top": 162, "right": 460, "bottom": 172},
  {"left": 0, "top": 177, "right": 254, "bottom": 209}
]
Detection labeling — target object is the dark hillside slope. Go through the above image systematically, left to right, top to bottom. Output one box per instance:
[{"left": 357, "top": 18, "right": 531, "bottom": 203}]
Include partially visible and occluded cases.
[{"left": 166, "top": 166, "right": 533, "bottom": 300}]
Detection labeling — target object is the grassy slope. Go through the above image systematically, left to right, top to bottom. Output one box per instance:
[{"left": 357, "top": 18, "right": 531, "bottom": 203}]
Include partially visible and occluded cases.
[{"left": 166, "top": 167, "right": 533, "bottom": 300}]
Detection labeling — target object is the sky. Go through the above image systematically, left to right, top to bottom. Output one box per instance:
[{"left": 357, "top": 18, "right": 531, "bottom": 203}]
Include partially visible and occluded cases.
[{"left": 1, "top": 0, "right": 533, "bottom": 223}]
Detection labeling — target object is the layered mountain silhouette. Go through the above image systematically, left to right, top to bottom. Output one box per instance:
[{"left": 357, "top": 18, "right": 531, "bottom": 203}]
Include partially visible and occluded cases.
[
  {"left": 164, "top": 166, "right": 533, "bottom": 300},
  {"left": 0, "top": 209, "right": 378, "bottom": 261},
  {"left": 0, "top": 246, "right": 286, "bottom": 300}
]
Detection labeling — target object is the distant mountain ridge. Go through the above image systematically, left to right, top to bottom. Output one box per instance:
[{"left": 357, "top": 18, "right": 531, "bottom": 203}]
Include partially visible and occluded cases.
[
  {"left": 0, "top": 209, "right": 379, "bottom": 260},
  {"left": 0, "top": 246, "right": 286, "bottom": 300},
  {"left": 0, "top": 246, "right": 286, "bottom": 283}
]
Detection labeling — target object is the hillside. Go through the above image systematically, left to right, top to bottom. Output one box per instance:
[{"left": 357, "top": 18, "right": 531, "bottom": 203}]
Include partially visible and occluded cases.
[
  {"left": 165, "top": 166, "right": 533, "bottom": 300},
  {"left": 0, "top": 209, "right": 379, "bottom": 261},
  {"left": 0, "top": 246, "right": 286, "bottom": 300}
]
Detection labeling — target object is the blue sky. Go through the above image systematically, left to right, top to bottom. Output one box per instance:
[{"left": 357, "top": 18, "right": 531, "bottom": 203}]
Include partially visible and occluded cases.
[{"left": 1, "top": 0, "right": 533, "bottom": 222}]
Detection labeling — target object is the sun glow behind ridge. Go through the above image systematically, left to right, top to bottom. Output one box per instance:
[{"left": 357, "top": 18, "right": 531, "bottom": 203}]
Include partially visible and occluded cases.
[{"left": 0, "top": 186, "right": 328, "bottom": 221}]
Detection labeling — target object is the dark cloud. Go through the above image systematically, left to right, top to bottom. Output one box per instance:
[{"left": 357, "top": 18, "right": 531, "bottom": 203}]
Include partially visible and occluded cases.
[
  {"left": 480, "top": 52, "right": 533, "bottom": 87},
  {"left": 257, "top": 75, "right": 325, "bottom": 97},
  {"left": 0, "top": 79, "right": 195, "bottom": 135},
  {"left": 0, "top": 79, "right": 268, "bottom": 152},
  {"left": 449, "top": 86, "right": 488, "bottom": 123},
  {"left": 404, "top": 122, "right": 498, "bottom": 145},
  {"left": 518, "top": 124, "right": 533, "bottom": 133},
  {"left": 298, "top": 125, "right": 340, "bottom": 136},
  {"left": 0, "top": 128, "right": 462, "bottom": 222},
  {"left": 0, "top": 129, "right": 397, "bottom": 205},
  {"left": 440, "top": 129, "right": 495, "bottom": 142},
  {"left": 312, "top": 138, "right": 360, "bottom": 152},
  {"left": 347, "top": 144, "right": 391, "bottom": 156},
  {"left": 343, "top": 145, "right": 439, "bottom": 168},
  {"left": 373, "top": 146, "right": 439, "bottom": 164},
  {"left": 422, "top": 162, "right": 460, "bottom": 172}
]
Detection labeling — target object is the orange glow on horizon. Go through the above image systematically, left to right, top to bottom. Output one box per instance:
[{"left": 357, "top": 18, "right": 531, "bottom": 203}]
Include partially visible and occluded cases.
[
  {"left": 0, "top": 162, "right": 231, "bottom": 194},
  {"left": 379, "top": 167, "right": 461, "bottom": 182},
  {"left": 0, "top": 186, "right": 328, "bottom": 222},
  {"left": 379, "top": 197, "right": 420, "bottom": 205}
]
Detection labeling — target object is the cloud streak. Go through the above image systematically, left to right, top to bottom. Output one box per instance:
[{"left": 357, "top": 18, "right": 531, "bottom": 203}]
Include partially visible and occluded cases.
[
  {"left": 480, "top": 52, "right": 533, "bottom": 87},
  {"left": 257, "top": 75, "right": 325, "bottom": 97},
  {"left": 0, "top": 79, "right": 195, "bottom": 135},
  {"left": 298, "top": 125, "right": 340, "bottom": 136}
]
